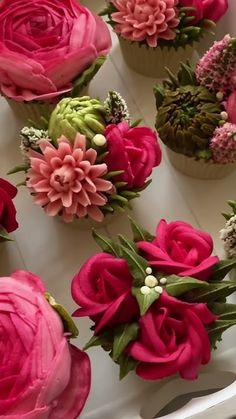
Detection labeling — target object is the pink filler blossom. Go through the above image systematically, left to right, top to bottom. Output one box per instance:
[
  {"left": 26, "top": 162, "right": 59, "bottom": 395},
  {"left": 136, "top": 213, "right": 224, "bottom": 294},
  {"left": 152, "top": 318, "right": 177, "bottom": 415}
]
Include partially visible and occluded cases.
[
  {"left": 111, "top": 0, "right": 179, "bottom": 47},
  {"left": 27, "top": 134, "right": 113, "bottom": 222}
]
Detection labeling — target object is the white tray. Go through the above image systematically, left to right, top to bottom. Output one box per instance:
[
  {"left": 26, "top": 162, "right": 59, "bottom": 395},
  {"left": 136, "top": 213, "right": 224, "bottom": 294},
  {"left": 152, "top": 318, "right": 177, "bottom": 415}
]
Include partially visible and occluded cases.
[{"left": 1, "top": 2, "right": 236, "bottom": 417}]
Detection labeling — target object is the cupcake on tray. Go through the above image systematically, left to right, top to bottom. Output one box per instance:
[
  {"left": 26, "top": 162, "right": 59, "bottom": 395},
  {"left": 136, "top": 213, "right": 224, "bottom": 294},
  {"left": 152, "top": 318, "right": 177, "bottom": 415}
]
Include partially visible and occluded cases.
[
  {"left": 0, "top": 0, "right": 111, "bottom": 121},
  {"left": 102, "top": 0, "right": 218, "bottom": 77},
  {"left": 154, "top": 34, "right": 236, "bottom": 179},
  {"left": 9, "top": 92, "right": 162, "bottom": 227},
  {"left": 72, "top": 217, "right": 236, "bottom": 381},
  {"left": 0, "top": 269, "right": 91, "bottom": 417}
]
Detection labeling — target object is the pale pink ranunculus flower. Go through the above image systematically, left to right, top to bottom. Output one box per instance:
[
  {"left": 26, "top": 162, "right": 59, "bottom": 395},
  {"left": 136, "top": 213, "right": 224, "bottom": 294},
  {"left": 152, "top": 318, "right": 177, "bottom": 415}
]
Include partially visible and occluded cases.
[
  {"left": 0, "top": 0, "right": 111, "bottom": 102},
  {"left": 111, "top": 0, "right": 180, "bottom": 47},
  {"left": 27, "top": 134, "right": 113, "bottom": 222},
  {"left": 0, "top": 270, "right": 91, "bottom": 418}
]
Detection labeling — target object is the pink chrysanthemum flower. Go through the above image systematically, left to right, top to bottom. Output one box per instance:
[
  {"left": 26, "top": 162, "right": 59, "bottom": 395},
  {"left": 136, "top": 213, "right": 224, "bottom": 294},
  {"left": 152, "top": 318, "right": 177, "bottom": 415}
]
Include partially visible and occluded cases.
[
  {"left": 111, "top": 0, "right": 179, "bottom": 48},
  {"left": 196, "top": 35, "right": 236, "bottom": 96},
  {"left": 210, "top": 123, "right": 236, "bottom": 164},
  {"left": 27, "top": 134, "right": 113, "bottom": 222}
]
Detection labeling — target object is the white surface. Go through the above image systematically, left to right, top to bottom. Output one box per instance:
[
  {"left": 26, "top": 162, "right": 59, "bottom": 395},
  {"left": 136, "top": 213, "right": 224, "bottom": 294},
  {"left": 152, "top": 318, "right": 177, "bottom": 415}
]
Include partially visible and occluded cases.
[{"left": 1, "top": 1, "right": 236, "bottom": 418}]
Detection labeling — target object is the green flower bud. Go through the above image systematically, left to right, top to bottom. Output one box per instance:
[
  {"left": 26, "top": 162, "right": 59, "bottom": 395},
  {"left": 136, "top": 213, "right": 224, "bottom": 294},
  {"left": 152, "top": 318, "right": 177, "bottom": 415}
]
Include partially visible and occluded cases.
[{"left": 48, "top": 96, "right": 106, "bottom": 143}]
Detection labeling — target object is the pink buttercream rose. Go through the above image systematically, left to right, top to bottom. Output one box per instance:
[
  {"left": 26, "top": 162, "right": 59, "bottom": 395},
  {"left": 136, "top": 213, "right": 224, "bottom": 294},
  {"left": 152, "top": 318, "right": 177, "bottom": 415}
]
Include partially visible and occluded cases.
[
  {"left": 0, "top": 0, "right": 111, "bottom": 101},
  {"left": 179, "top": 0, "right": 228, "bottom": 23},
  {"left": 225, "top": 91, "right": 236, "bottom": 124},
  {"left": 105, "top": 122, "right": 162, "bottom": 189},
  {"left": 138, "top": 220, "right": 219, "bottom": 280},
  {"left": 72, "top": 253, "right": 139, "bottom": 333},
  {"left": 0, "top": 270, "right": 91, "bottom": 418},
  {"left": 128, "top": 292, "right": 216, "bottom": 380}
]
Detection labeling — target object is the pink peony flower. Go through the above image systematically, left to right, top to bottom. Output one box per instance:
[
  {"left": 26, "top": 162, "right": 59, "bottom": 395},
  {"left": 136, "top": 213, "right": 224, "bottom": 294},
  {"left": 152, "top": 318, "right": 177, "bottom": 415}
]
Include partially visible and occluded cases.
[
  {"left": 0, "top": 0, "right": 111, "bottom": 101},
  {"left": 111, "top": 0, "right": 179, "bottom": 48},
  {"left": 196, "top": 35, "right": 236, "bottom": 96},
  {"left": 225, "top": 91, "right": 236, "bottom": 124},
  {"left": 105, "top": 122, "right": 162, "bottom": 189},
  {"left": 210, "top": 123, "right": 236, "bottom": 164},
  {"left": 27, "top": 134, "right": 113, "bottom": 222},
  {"left": 138, "top": 219, "right": 219, "bottom": 280},
  {"left": 72, "top": 253, "right": 139, "bottom": 333},
  {"left": 0, "top": 270, "right": 91, "bottom": 417},
  {"left": 128, "top": 292, "right": 216, "bottom": 380}
]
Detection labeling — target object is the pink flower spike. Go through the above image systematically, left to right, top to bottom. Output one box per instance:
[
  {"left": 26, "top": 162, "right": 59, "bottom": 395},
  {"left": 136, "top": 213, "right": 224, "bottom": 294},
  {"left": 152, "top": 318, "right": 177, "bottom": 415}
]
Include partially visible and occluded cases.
[{"left": 27, "top": 135, "right": 112, "bottom": 222}]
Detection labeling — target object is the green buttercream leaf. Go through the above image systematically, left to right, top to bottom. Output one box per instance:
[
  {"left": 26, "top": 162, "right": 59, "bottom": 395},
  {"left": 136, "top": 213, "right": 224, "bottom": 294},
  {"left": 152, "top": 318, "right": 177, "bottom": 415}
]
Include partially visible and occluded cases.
[
  {"left": 71, "top": 56, "right": 106, "bottom": 97},
  {"left": 7, "top": 164, "right": 29, "bottom": 175},
  {"left": 128, "top": 217, "right": 155, "bottom": 242},
  {"left": 0, "top": 227, "right": 13, "bottom": 242},
  {"left": 92, "top": 229, "right": 120, "bottom": 257},
  {"left": 118, "top": 235, "right": 137, "bottom": 254},
  {"left": 119, "top": 245, "right": 148, "bottom": 285},
  {"left": 212, "top": 258, "right": 236, "bottom": 282},
  {"left": 165, "top": 275, "right": 209, "bottom": 297},
  {"left": 185, "top": 281, "right": 236, "bottom": 303},
  {"left": 132, "top": 286, "right": 160, "bottom": 315},
  {"left": 45, "top": 293, "right": 78, "bottom": 338},
  {"left": 211, "top": 302, "right": 236, "bottom": 320},
  {"left": 208, "top": 319, "right": 236, "bottom": 349},
  {"left": 112, "top": 323, "right": 139, "bottom": 361},
  {"left": 83, "top": 330, "right": 113, "bottom": 351},
  {"left": 118, "top": 353, "right": 139, "bottom": 380}
]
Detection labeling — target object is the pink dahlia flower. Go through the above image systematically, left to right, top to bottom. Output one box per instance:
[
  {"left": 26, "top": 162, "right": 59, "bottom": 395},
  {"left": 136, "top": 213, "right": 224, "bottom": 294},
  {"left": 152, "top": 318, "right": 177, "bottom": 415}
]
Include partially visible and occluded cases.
[
  {"left": 111, "top": 0, "right": 179, "bottom": 48},
  {"left": 27, "top": 134, "right": 113, "bottom": 222}
]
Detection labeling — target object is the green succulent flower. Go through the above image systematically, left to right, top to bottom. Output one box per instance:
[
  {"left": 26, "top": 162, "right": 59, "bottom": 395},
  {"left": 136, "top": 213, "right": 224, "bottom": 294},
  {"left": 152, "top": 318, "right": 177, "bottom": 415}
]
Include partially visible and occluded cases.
[
  {"left": 154, "top": 64, "right": 223, "bottom": 157},
  {"left": 48, "top": 96, "right": 106, "bottom": 143}
]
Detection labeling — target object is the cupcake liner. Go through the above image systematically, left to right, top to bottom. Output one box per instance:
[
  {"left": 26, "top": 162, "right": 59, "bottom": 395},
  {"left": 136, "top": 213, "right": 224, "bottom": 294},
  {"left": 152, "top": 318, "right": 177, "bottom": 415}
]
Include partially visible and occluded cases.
[
  {"left": 118, "top": 37, "right": 197, "bottom": 78},
  {"left": 5, "top": 85, "right": 89, "bottom": 123},
  {"left": 166, "top": 147, "right": 236, "bottom": 179}
]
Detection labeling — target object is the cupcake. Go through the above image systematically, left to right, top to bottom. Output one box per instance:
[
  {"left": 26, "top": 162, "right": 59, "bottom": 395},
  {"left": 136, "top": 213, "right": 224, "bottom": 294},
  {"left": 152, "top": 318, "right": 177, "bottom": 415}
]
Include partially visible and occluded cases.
[
  {"left": 0, "top": 0, "right": 111, "bottom": 121},
  {"left": 102, "top": 0, "right": 217, "bottom": 77},
  {"left": 154, "top": 35, "right": 236, "bottom": 179},
  {"left": 9, "top": 92, "right": 162, "bottom": 226},
  {"left": 72, "top": 217, "right": 236, "bottom": 381},
  {"left": 0, "top": 269, "right": 91, "bottom": 417}
]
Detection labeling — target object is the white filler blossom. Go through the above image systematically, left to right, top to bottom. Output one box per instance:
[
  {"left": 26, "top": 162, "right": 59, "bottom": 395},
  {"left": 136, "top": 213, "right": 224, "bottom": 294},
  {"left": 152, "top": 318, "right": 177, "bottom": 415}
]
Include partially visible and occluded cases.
[{"left": 220, "top": 215, "right": 236, "bottom": 257}]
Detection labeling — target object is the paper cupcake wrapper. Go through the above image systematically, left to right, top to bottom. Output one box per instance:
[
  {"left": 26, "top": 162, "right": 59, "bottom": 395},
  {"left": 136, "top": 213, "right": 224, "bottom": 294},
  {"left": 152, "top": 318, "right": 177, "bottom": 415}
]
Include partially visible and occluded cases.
[
  {"left": 118, "top": 37, "right": 197, "bottom": 78},
  {"left": 5, "top": 85, "right": 89, "bottom": 123},
  {"left": 166, "top": 147, "right": 236, "bottom": 179}
]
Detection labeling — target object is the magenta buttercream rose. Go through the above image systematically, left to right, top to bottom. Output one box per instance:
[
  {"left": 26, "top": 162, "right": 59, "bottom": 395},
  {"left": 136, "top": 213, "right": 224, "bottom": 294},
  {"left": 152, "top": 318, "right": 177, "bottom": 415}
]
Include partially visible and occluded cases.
[
  {"left": 0, "top": 0, "right": 111, "bottom": 102},
  {"left": 179, "top": 0, "right": 228, "bottom": 23},
  {"left": 105, "top": 122, "right": 162, "bottom": 189},
  {"left": 0, "top": 178, "right": 18, "bottom": 233},
  {"left": 138, "top": 220, "right": 219, "bottom": 280},
  {"left": 72, "top": 253, "right": 139, "bottom": 333},
  {"left": 0, "top": 270, "right": 91, "bottom": 418},
  {"left": 128, "top": 292, "right": 216, "bottom": 380}
]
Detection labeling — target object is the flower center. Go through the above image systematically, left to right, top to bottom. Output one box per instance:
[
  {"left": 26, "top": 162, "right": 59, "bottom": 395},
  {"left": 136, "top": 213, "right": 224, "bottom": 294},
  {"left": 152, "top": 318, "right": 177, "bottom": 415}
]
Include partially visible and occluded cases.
[{"left": 50, "top": 166, "right": 76, "bottom": 192}]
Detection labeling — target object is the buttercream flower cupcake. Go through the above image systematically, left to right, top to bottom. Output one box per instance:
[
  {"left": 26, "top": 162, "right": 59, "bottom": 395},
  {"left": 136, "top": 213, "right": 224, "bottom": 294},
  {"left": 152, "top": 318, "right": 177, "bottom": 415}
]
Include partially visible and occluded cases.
[
  {"left": 0, "top": 0, "right": 111, "bottom": 121},
  {"left": 102, "top": 0, "right": 219, "bottom": 77},
  {"left": 154, "top": 35, "right": 236, "bottom": 179},
  {"left": 9, "top": 92, "right": 162, "bottom": 226},
  {"left": 72, "top": 217, "right": 236, "bottom": 381},
  {"left": 0, "top": 269, "right": 91, "bottom": 417}
]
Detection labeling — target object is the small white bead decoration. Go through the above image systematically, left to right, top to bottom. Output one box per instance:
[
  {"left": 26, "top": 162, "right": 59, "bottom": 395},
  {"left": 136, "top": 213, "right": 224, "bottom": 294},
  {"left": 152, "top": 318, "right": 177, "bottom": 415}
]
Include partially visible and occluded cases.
[
  {"left": 216, "top": 91, "right": 224, "bottom": 101},
  {"left": 220, "top": 111, "right": 228, "bottom": 120},
  {"left": 93, "top": 134, "right": 107, "bottom": 146},
  {"left": 145, "top": 267, "right": 152, "bottom": 275},
  {"left": 145, "top": 275, "right": 158, "bottom": 288},
  {"left": 160, "top": 277, "right": 167, "bottom": 285},
  {"left": 140, "top": 286, "right": 151, "bottom": 295},
  {"left": 154, "top": 286, "right": 163, "bottom": 294}
]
